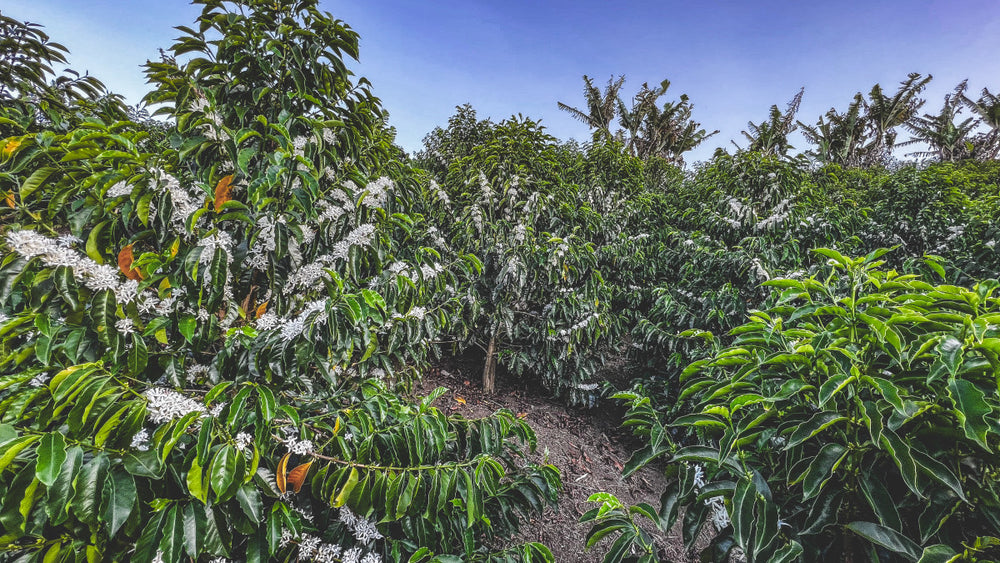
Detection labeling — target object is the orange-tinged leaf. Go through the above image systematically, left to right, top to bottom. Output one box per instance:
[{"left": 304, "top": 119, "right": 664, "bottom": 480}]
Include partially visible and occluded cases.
[
  {"left": 2, "top": 139, "right": 20, "bottom": 157},
  {"left": 214, "top": 175, "right": 234, "bottom": 212},
  {"left": 4, "top": 191, "right": 14, "bottom": 208},
  {"left": 169, "top": 238, "right": 180, "bottom": 258},
  {"left": 117, "top": 245, "right": 142, "bottom": 281},
  {"left": 255, "top": 301, "right": 268, "bottom": 319},
  {"left": 455, "top": 396, "right": 466, "bottom": 405},
  {"left": 276, "top": 453, "right": 290, "bottom": 494},
  {"left": 287, "top": 461, "right": 313, "bottom": 493}
]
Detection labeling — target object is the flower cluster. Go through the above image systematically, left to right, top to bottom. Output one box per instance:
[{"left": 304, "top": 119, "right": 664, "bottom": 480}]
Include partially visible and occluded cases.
[
  {"left": 153, "top": 169, "right": 204, "bottom": 231},
  {"left": 361, "top": 177, "right": 392, "bottom": 209},
  {"left": 106, "top": 180, "right": 132, "bottom": 198},
  {"left": 330, "top": 224, "right": 377, "bottom": 261},
  {"left": 5, "top": 230, "right": 143, "bottom": 301},
  {"left": 284, "top": 255, "right": 335, "bottom": 295},
  {"left": 143, "top": 387, "right": 207, "bottom": 424},
  {"left": 280, "top": 427, "right": 315, "bottom": 455},
  {"left": 691, "top": 464, "right": 731, "bottom": 530},
  {"left": 339, "top": 507, "right": 384, "bottom": 544}
]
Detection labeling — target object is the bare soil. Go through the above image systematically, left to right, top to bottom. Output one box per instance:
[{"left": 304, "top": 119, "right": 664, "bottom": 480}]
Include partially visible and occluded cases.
[{"left": 413, "top": 357, "right": 698, "bottom": 562}]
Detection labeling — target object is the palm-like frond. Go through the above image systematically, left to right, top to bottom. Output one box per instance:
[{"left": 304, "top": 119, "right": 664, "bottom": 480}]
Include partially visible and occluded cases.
[
  {"left": 557, "top": 74, "right": 625, "bottom": 141},
  {"left": 902, "top": 84, "right": 980, "bottom": 162},
  {"left": 736, "top": 88, "right": 804, "bottom": 157}
]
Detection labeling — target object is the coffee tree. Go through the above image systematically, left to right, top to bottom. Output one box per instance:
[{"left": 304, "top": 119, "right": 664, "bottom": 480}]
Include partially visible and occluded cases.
[
  {"left": 0, "top": 2, "right": 560, "bottom": 561},
  {"left": 429, "top": 116, "right": 612, "bottom": 404},
  {"left": 597, "top": 249, "right": 1000, "bottom": 561}
]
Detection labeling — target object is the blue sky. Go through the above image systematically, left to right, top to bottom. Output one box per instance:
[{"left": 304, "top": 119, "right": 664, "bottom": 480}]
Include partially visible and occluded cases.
[{"left": 6, "top": 0, "right": 1000, "bottom": 163}]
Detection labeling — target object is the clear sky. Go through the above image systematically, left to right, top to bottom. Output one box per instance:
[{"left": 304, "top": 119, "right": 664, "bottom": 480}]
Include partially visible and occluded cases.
[{"left": 5, "top": 0, "right": 1000, "bottom": 164}]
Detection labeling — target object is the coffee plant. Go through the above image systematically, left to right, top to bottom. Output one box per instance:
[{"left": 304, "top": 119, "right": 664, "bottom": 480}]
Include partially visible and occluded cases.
[
  {"left": 0, "top": 2, "right": 559, "bottom": 561},
  {"left": 599, "top": 249, "right": 1000, "bottom": 561}
]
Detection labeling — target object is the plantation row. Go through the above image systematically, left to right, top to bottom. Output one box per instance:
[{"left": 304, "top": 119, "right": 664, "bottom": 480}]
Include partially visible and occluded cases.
[{"left": 2, "top": 1, "right": 1000, "bottom": 562}]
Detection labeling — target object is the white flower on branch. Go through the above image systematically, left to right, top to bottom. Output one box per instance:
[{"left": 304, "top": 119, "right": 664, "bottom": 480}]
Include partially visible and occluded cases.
[
  {"left": 362, "top": 176, "right": 392, "bottom": 208},
  {"left": 106, "top": 181, "right": 132, "bottom": 198},
  {"left": 115, "top": 318, "right": 136, "bottom": 335},
  {"left": 144, "top": 388, "right": 207, "bottom": 424},
  {"left": 130, "top": 429, "right": 150, "bottom": 451}
]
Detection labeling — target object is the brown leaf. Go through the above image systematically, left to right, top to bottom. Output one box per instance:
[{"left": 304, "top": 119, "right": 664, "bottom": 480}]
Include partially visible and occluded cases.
[
  {"left": 213, "top": 174, "right": 234, "bottom": 212},
  {"left": 4, "top": 191, "right": 14, "bottom": 209},
  {"left": 117, "top": 244, "right": 142, "bottom": 281},
  {"left": 255, "top": 301, "right": 268, "bottom": 319},
  {"left": 454, "top": 396, "right": 466, "bottom": 405},
  {"left": 276, "top": 453, "right": 290, "bottom": 494},
  {"left": 287, "top": 461, "right": 313, "bottom": 493}
]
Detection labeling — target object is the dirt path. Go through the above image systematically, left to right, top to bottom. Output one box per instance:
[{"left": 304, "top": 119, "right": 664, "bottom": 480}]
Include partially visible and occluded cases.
[{"left": 413, "top": 361, "right": 697, "bottom": 562}]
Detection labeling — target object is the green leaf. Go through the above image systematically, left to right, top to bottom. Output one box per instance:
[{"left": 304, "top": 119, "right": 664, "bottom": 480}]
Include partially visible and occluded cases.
[
  {"left": 19, "top": 166, "right": 55, "bottom": 199},
  {"left": 85, "top": 221, "right": 108, "bottom": 264},
  {"left": 127, "top": 333, "right": 148, "bottom": 375},
  {"left": 937, "top": 337, "right": 963, "bottom": 377},
  {"left": 947, "top": 378, "right": 992, "bottom": 451},
  {"left": 785, "top": 412, "right": 847, "bottom": 449},
  {"left": 36, "top": 432, "right": 68, "bottom": 487},
  {"left": 0, "top": 435, "right": 41, "bottom": 474},
  {"left": 801, "top": 443, "right": 847, "bottom": 500},
  {"left": 45, "top": 445, "right": 82, "bottom": 524},
  {"left": 210, "top": 445, "right": 238, "bottom": 501},
  {"left": 72, "top": 453, "right": 109, "bottom": 526},
  {"left": 187, "top": 457, "right": 208, "bottom": 504},
  {"left": 334, "top": 466, "right": 359, "bottom": 507},
  {"left": 101, "top": 471, "right": 136, "bottom": 539},
  {"left": 859, "top": 471, "right": 902, "bottom": 531},
  {"left": 237, "top": 484, "right": 263, "bottom": 523},
  {"left": 182, "top": 502, "right": 205, "bottom": 558},
  {"left": 159, "top": 505, "right": 185, "bottom": 563},
  {"left": 847, "top": 521, "right": 921, "bottom": 562},
  {"left": 917, "top": 545, "right": 960, "bottom": 563}
]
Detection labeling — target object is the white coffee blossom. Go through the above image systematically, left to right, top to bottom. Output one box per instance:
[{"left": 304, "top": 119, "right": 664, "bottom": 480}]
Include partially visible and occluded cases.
[
  {"left": 291, "top": 136, "right": 309, "bottom": 158},
  {"left": 153, "top": 170, "right": 203, "bottom": 231},
  {"left": 362, "top": 176, "right": 392, "bottom": 208},
  {"left": 430, "top": 179, "right": 449, "bottom": 205},
  {"left": 106, "top": 181, "right": 132, "bottom": 198},
  {"left": 317, "top": 200, "right": 347, "bottom": 223},
  {"left": 330, "top": 224, "right": 377, "bottom": 261},
  {"left": 56, "top": 235, "right": 81, "bottom": 247},
  {"left": 285, "top": 255, "right": 333, "bottom": 294},
  {"left": 419, "top": 263, "right": 444, "bottom": 281},
  {"left": 84, "top": 265, "right": 120, "bottom": 292},
  {"left": 115, "top": 279, "right": 140, "bottom": 304},
  {"left": 256, "top": 312, "right": 280, "bottom": 331},
  {"left": 115, "top": 318, "right": 136, "bottom": 335},
  {"left": 186, "top": 364, "right": 211, "bottom": 382},
  {"left": 28, "top": 373, "right": 47, "bottom": 388},
  {"left": 144, "top": 388, "right": 207, "bottom": 424},
  {"left": 130, "top": 429, "right": 150, "bottom": 451},
  {"left": 234, "top": 432, "right": 252, "bottom": 452},
  {"left": 282, "top": 433, "right": 314, "bottom": 455},
  {"left": 691, "top": 463, "right": 731, "bottom": 530},
  {"left": 352, "top": 517, "right": 384, "bottom": 543},
  {"left": 299, "top": 534, "right": 321, "bottom": 558},
  {"left": 315, "top": 543, "right": 344, "bottom": 562},
  {"left": 341, "top": 548, "right": 362, "bottom": 563}
]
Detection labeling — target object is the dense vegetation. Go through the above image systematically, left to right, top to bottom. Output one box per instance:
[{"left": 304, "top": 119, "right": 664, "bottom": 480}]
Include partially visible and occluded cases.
[{"left": 2, "top": 2, "right": 1000, "bottom": 562}]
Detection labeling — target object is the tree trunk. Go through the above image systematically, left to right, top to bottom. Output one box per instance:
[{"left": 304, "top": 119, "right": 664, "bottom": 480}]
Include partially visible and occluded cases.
[{"left": 482, "top": 335, "right": 497, "bottom": 394}]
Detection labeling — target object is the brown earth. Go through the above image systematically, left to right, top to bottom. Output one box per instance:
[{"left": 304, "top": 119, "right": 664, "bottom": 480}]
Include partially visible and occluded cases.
[{"left": 412, "top": 358, "right": 700, "bottom": 562}]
